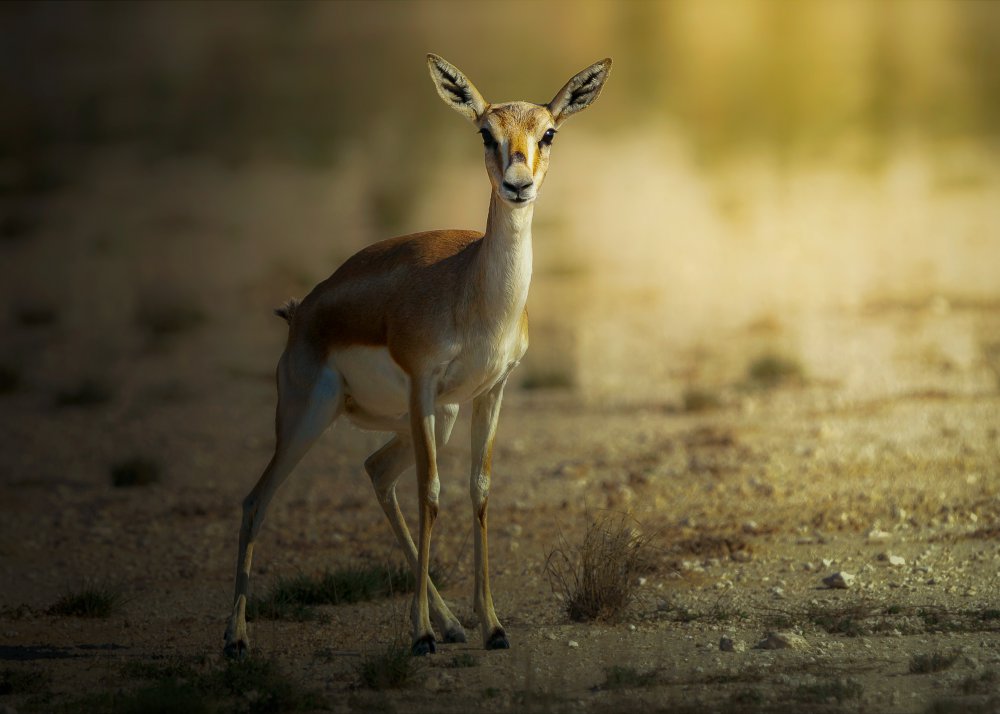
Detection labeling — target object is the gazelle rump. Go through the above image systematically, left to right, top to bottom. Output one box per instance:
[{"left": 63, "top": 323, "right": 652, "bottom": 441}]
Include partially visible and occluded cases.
[{"left": 223, "top": 53, "right": 611, "bottom": 658}]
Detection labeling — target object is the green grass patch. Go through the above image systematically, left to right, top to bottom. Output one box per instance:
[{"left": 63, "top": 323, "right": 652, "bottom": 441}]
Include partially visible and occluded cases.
[
  {"left": 55, "top": 378, "right": 112, "bottom": 408},
  {"left": 111, "top": 457, "right": 162, "bottom": 488},
  {"left": 247, "top": 563, "right": 419, "bottom": 621},
  {"left": 48, "top": 583, "right": 123, "bottom": 618},
  {"left": 355, "top": 641, "right": 423, "bottom": 690},
  {"left": 910, "top": 651, "right": 960, "bottom": 674}
]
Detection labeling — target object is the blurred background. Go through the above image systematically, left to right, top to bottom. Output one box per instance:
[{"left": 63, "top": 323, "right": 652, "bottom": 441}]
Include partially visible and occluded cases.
[{"left": 1, "top": 0, "right": 998, "bottom": 406}]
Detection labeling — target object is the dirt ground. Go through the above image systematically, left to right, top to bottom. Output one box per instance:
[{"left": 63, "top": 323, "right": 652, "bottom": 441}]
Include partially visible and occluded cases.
[{"left": 1, "top": 150, "right": 999, "bottom": 714}]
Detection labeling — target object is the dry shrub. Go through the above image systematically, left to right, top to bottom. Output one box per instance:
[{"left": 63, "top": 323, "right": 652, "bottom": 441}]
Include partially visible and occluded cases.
[{"left": 545, "top": 514, "right": 651, "bottom": 622}]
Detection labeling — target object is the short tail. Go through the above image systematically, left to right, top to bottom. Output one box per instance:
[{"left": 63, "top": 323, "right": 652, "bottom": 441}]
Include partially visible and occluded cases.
[{"left": 273, "top": 298, "right": 300, "bottom": 325}]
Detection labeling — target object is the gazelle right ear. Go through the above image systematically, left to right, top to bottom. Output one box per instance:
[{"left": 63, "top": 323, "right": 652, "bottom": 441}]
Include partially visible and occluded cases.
[
  {"left": 427, "top": 54, "right": 488, "bottom": 123},
  {"left": 547, "top": 58, "right": 612, "bottom": 126}
]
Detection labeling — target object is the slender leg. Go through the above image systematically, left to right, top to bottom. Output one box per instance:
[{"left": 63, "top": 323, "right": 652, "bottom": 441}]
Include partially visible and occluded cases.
[
  {"left": 223, "top": 358, "right": 342, "bottom": 659},
  {"left": 408, "top": 375, "right": 439, "bottom": 655},
  {"left": 470, "top": 378, "right": 509, "bottom": 649},
  {"left": 364, "top": 405, "right": 465, "bottom": 643}
]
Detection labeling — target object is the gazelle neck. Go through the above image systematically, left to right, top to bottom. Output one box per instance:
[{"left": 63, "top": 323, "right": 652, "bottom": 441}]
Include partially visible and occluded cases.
[
  {"left": 475, "top": 193, "right": 534, "bottom": 320},
  {"left": 485, "top": 193, "right": 534, "bottom": 245}
]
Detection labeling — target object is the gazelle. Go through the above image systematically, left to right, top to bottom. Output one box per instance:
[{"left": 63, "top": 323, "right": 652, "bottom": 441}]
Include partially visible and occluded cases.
[{"left": 223, "top": 53, "right": 611, "bottom": 658}]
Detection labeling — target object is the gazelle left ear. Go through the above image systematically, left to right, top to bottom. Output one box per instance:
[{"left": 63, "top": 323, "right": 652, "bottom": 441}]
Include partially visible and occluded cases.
[
  {"left": 427, "top": 53, "right": 489, "bottom": 123},
  {"left": 547, "top": 58, "right": 612, "bottom": 126}
]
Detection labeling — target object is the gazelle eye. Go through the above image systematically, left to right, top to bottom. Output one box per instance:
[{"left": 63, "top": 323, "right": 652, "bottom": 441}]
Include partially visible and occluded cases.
[
  {"left": 479, "top": 128, "right": 497, "bottom": 149},
  {"left": 539, "top": 128, "right": 557, "bottom": 147}
]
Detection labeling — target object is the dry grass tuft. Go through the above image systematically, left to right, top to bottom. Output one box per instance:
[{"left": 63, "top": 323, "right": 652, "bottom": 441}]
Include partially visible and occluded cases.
[
  {"left": 545, "top": 514, "right": 652, "bottom": 622},
  {"left": 48, "top": 583, "right": 123, "bottom": 618}
]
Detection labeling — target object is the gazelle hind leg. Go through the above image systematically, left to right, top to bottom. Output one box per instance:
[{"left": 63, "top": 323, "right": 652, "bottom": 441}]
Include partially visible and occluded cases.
[
  {"left": 223, "top": 357, "right": 343, "bottom": 659},
  {"left": 363, "top": 404, "right": 466, "bottom": 644}
]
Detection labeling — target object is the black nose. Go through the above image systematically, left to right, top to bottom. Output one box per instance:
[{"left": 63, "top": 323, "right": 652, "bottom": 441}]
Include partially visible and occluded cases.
[{"left": 502, "top": 179, "right": 533, "bottom": 193}]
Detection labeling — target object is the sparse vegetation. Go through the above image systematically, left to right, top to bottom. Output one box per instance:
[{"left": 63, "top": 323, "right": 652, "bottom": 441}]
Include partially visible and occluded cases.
[
  {"left": 0, "top": 213, "right": 40, "bottom": 242},
  {"left": 135, "top": 298, "right": 207, "bottom": 338},
  {"left": 14, "top": 304, "right": 58, "bottom": 327},
  {"left": 746, "top": 353, "right": 803, "bottom": 388},
  {"left": 0, "top": 365, "right": 20, "bottom": 395},
  {"left": 521, "top": 368, "right": 574, "bottom": 391},
  {"left": 55, "top": 378, "right": 112, "bottom": 407},
  {"left": 683, "top": 387, "right": 721, "bottom": 412},
  {"left": 111, "top": 457, "right": 162, "bottom": 488},
  {"left": 545, "top": 514, "right": 652, "bottom": 622},
  {"left": 247, "top": 563, "right": 419, "bottom": 621},
  {"left": 48, "top": 583, "right": 123, "bottom": 618},
  {"left": 355, "top": 640, "right": 423, "bottom": 689},
  {"left": 910, "top": 651, "right": 960, "bottom": 674},
  {"left": 444, "top": 653, "right": 478, "bottom": 669},
  {"left": 113, "top": 656, "right": 323, "bottom": 714},
  {"left": 599, "top": 665, "right": 659, "bottom": 690},
  {"left": 0, "top": 667, "right": 51, "bottom": 695},
  {"left": 961, "top": 669, "right": 1000, "bottom": 695},
  {"left": 793, "top": 678, "right": 864, "bottom": 703}
]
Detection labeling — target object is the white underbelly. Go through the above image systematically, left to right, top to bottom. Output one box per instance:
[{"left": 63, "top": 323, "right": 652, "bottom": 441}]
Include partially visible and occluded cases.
[
  {"left": 331, "top": 344, "right": 516, "bottom": 421},
  {"left": 332, "top": 346, "right": 409, "bottom": 418}
]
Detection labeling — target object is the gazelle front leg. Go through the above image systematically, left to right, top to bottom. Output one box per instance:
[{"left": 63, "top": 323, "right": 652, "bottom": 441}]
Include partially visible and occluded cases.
[
  {"left": 409, "top": 374, "right": 440, "bottom": 655},
  {"left": 470, "top": 378, "right": 510, "bottom": 649},
  {"left": 364, "top": 405, "right": 466, "bottom": 643}
]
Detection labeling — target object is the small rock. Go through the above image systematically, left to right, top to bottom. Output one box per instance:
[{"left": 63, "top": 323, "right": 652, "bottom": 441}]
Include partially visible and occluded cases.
[
  {"left": 866, "top": 529, "right": 891, "bottom": 542},
  {"left": 888, "top": 554, "right": 906, "bottom": 567},
  {"left": 821, "top": 558, "right": 834, "bottom": 568},
  {"left": 822, "top": 571, "right": 855, "bottom": 589},
  {"left": 771, "top": 586, "right": 785, "bottom": 599},
  {"left": 755, "top": 631, "right": 808, "bottom": 650},
  {"left": 719, "top": 635, "right": 746, "bottom": 652},
  {"left": 567, "top": 640, "right": 579, "bottom": 649}
]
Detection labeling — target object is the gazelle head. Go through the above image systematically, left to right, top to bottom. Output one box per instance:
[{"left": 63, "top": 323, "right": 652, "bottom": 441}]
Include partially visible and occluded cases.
[{"left": 428, "top": 54, "right": 611, "bottom": 207}]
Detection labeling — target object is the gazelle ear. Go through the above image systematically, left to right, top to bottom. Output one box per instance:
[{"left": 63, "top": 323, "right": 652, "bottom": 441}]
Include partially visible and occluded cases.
[
  {"left": 427, "top": 54, "right": 488, "bottom": 123},
  {"left": 547, "top": 58, "right": 612, "bottom": 126}
]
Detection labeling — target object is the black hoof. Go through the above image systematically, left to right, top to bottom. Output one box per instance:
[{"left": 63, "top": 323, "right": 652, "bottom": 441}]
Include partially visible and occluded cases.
[
  {"left": 443, "top": 627, "right": 467, "bottom": 644},
  {"left": 485, "top": 628, "right": 510, "bottom": 650},
  {"left": 412, "top": 634, "right": 436, "bottom": 657},
  {"left": 223, "top": 640, "right": 250, "bottom": 660}
]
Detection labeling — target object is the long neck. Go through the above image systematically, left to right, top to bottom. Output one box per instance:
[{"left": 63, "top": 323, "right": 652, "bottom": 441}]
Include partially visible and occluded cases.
[{"left": 474, "top": 193, "right": 534, "bottom": 319}]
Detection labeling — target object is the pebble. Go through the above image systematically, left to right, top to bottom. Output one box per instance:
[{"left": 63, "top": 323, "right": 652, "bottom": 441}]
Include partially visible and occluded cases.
[
  {"left": 822, "top": 571, "right": 855, "bottom": 589},
  {"left": 756, "top": 631, "right": 808, "bottom": 650},
  {"left": 719, "top": 635, "right": 746, "bottom": 652},
  {"left": 567, "top": 640, "right": 579, "bottom": 649}
]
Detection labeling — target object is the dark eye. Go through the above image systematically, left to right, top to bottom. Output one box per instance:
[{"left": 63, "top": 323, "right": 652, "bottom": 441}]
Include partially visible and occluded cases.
[
  {"left": 479, "top": 128, "right": 497, "bottom": 149},
  {"left": 539, "top": 128, "right": 557, "bottom": 147}
]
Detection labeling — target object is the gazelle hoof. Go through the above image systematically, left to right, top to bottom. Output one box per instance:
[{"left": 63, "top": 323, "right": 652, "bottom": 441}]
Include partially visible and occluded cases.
[
  {"left": 443, "top": 626, "right": 467, "bottom": 644},
  {"left": 485, "top": 628, "right": 510, "bottom": 650},
  {"left": 412, "top": 634, "right": 436, "bottom": 656},
  {"left": 223, "top": 638, "right": 250, "bottom": 660}
]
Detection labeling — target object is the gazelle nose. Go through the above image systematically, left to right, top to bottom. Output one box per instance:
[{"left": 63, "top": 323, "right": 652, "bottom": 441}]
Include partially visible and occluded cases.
[{"left": 502, "top": 179, "right": 533, "bottom": 194}]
